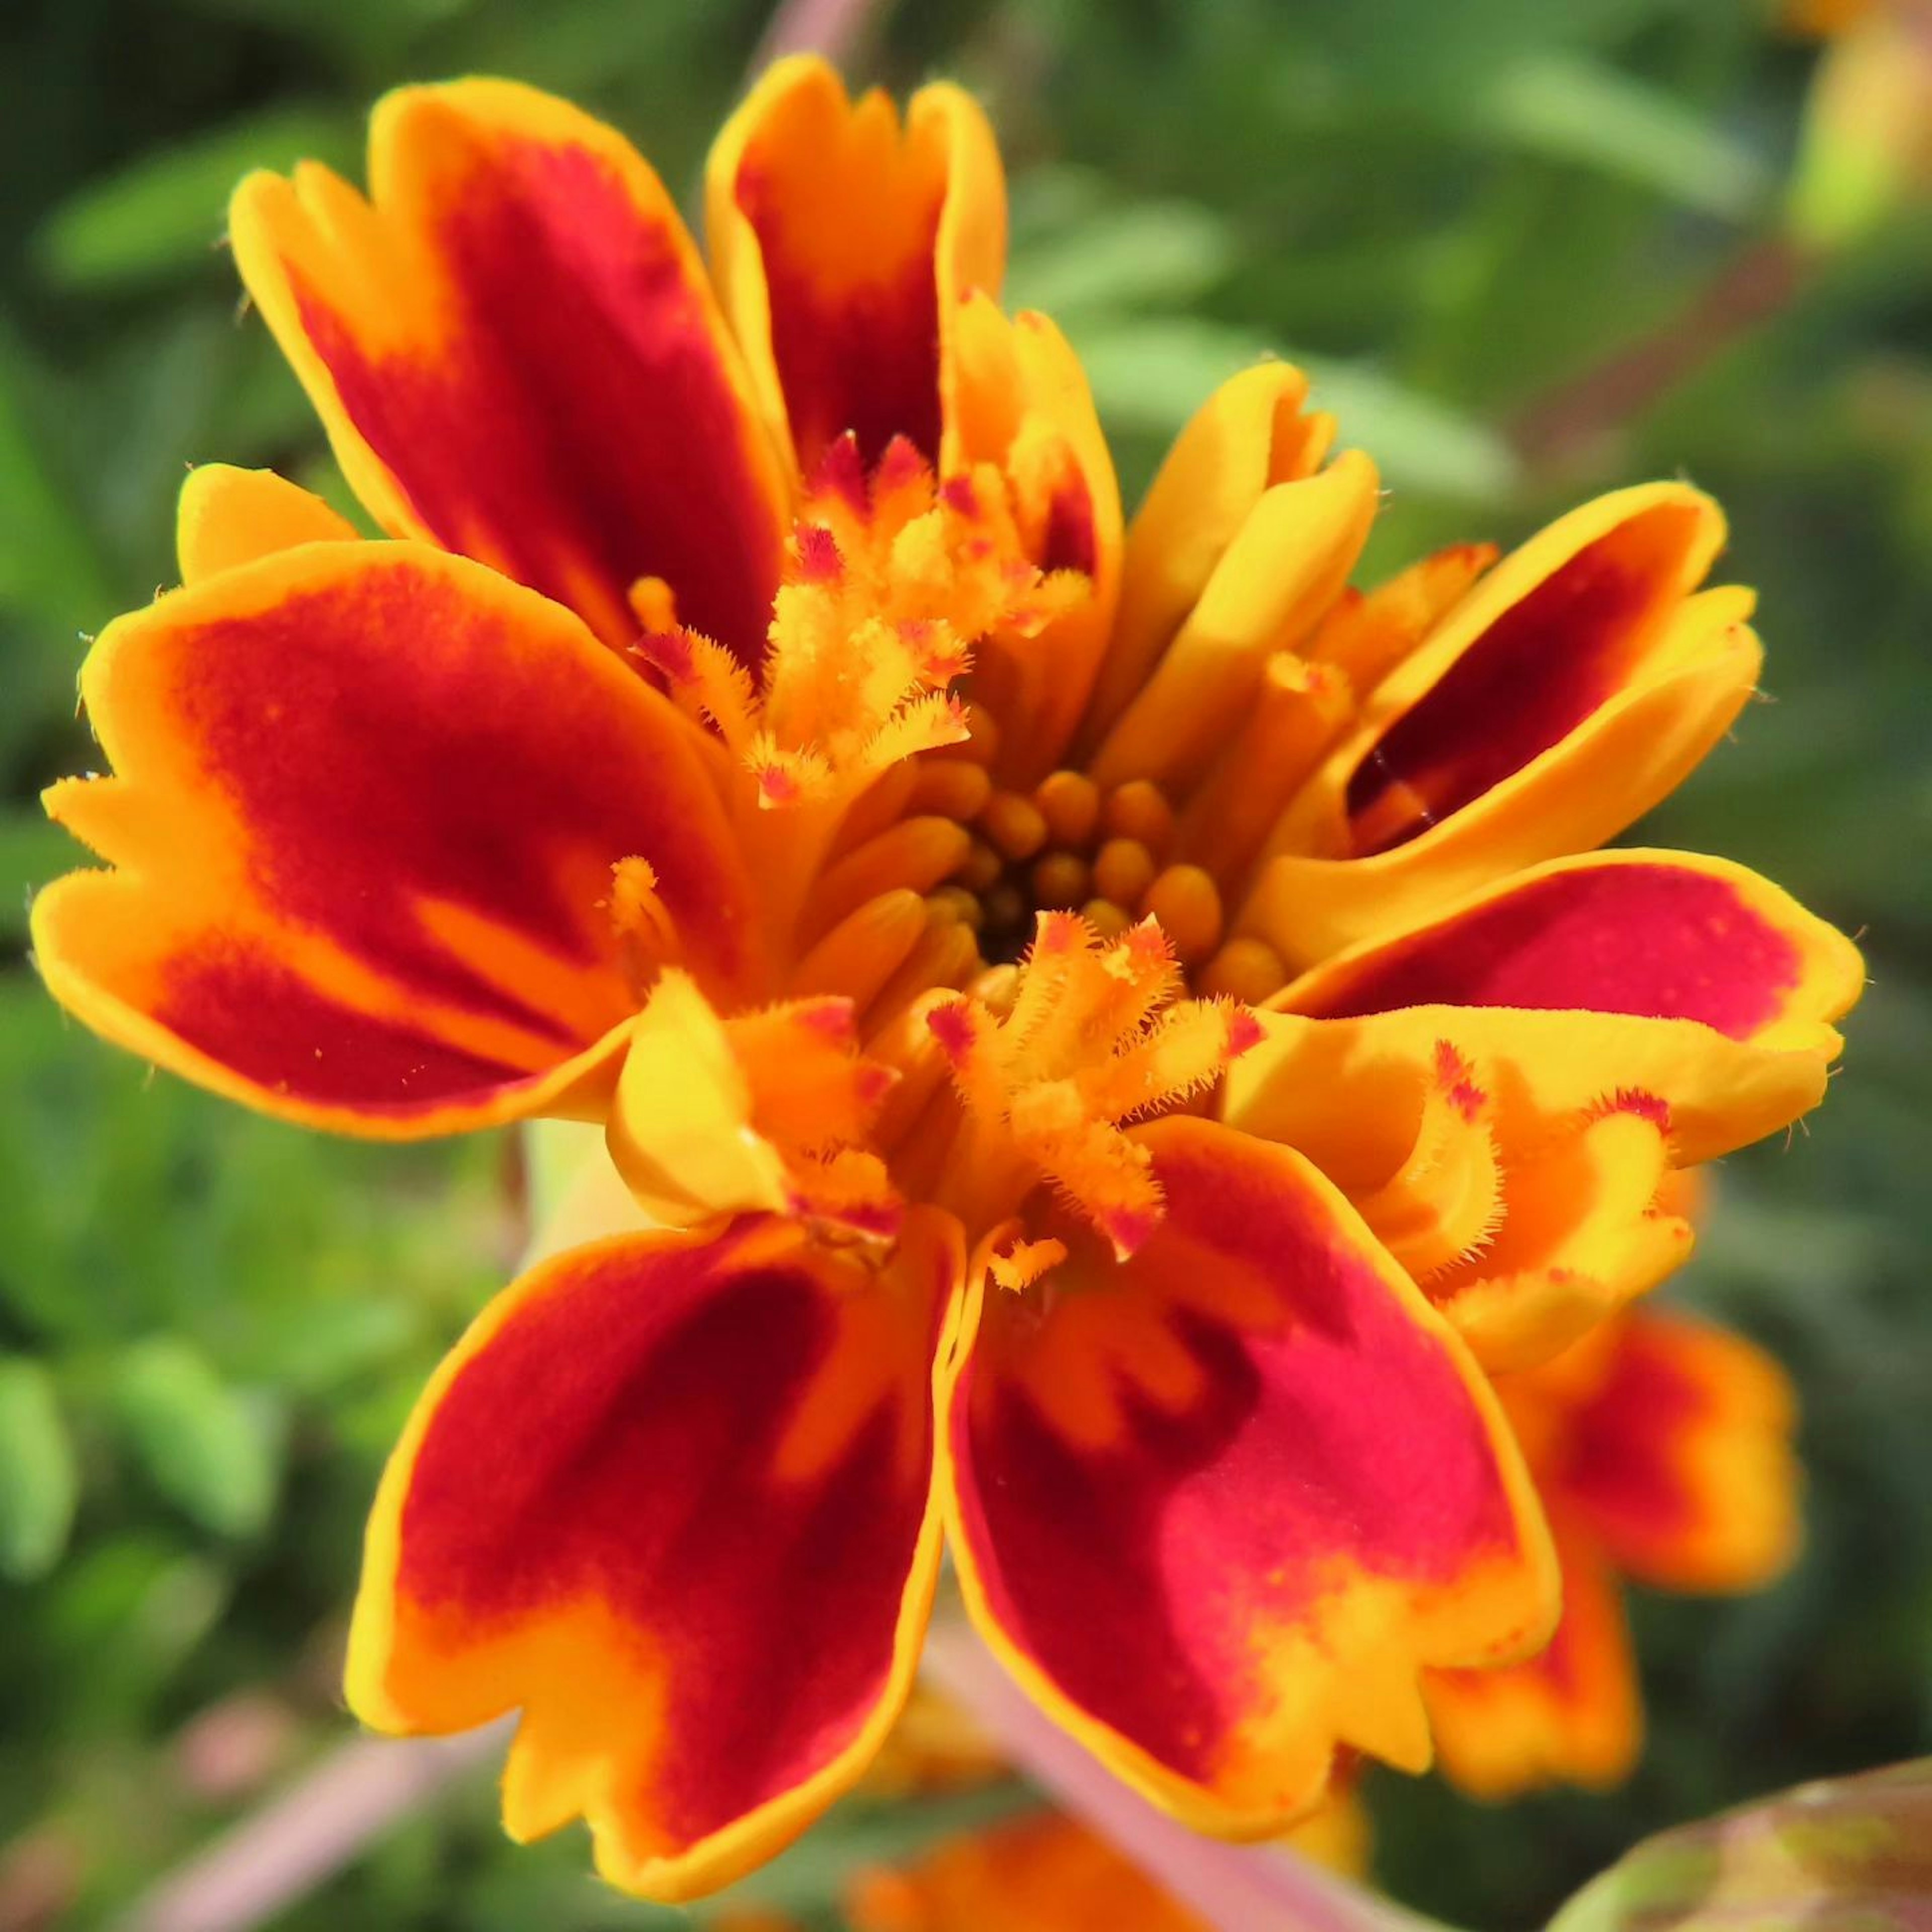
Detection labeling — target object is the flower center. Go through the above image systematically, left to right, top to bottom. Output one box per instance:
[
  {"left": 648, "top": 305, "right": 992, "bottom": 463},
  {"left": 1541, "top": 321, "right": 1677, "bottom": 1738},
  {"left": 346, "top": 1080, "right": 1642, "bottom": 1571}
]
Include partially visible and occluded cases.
[
  {"left": 638, "top": 435, "right": 1082, "bottom": 811},
  {"left": 933, "top": 767, "right": 1239, "bottom": 974},
  {"left": 926, "top": 911, "right": 1261, "bottom": 1265}
]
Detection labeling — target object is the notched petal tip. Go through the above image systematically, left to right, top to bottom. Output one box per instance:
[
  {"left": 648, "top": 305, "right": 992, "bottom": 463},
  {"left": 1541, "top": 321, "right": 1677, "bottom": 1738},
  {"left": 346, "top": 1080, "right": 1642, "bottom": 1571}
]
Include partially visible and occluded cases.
[{"left": 351, "top": 1211, "right": 968, "bottom": 1899}]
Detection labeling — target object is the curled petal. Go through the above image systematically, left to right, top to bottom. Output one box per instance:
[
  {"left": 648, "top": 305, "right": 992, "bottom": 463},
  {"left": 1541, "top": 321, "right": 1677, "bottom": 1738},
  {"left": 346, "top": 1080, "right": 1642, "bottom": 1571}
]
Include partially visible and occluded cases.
[
  {"left": 706, "top": 55, "right": 1005, "bottom": 473},
  {"left": 231, "top": 78, "right": 788, "bottom": 656},
  {"left": 945, "top": 299, "right": 1124, "bottom": 784},
  {"left": 1082, "top": 362, "right": 1336, "bottom": 749},
  {"left": 1088, "top": 451, "right": 1381, "bottom": 800},
  {"left": 176, "top": 464, "right": 358, "bottom": 583},
  {"left": 1248, "top": 486, "right": 1761, "bottom": 960},
  {"left": 35, "top": 544, "right": 757, "bottom": 1135},
  {"left": 1270, "top": 850, "right": 1863, "bottom": 1053},
  {"left": 607, "top": 971, "right": 899, "bottom": 1238},
  {"left": 1226, "top": 1000, "right": 1828, "bottom": 1367},
  {"left": 944, "top": 1117, "right": 1557, "bottom": 1833},
  {"left": 348, "top": 1211, "right": 968, "bottom": 1900},
  {"left": 1424, "top": 1520, "right": 1641, "bottom": 1799}
]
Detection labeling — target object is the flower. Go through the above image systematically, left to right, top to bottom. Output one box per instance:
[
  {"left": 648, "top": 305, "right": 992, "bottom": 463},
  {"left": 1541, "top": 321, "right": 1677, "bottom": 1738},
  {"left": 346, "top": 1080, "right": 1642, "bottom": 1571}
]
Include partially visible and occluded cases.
[
  {"left": 31, "top": 55, "right": 1860, "bottom": 1902},
  {"left": 1422, "top": 1296, "right": 1800, "bottom": 1797},
  {"left": 840, "top": 1797, "right": 1368, "bottom": 1932}
]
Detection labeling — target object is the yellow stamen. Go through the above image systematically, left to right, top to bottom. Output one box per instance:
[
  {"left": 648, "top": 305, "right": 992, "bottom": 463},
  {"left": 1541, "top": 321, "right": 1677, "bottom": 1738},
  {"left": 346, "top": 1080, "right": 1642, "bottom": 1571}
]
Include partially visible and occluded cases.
[
  {"left": 638, "top": 435, "right": 1085, "bottom": 811},
  {"left": 1033, "top": 769, "right": 1101, "bottom": 848},
  {"left": 1102, "top": 779, "right": 1176, "bottom": 853},
  {"left": 979, "top": 790, "right": 1050, "bottom": 861},
  {"left": 1092, "top": 836, "right": 1156, "bottom": 909},
  {"left": 1030, "top": 850, "right": 1090, "bottom": 910},
  {"left": 1141, "top": 863, "right": 1225, "bottom": 964},
  {"left": 928, "top": 913, "right": 1262, "bottom": 1259},
  {"left": 1197, "top": 934, "right": 1289, "bottom": 1004}
]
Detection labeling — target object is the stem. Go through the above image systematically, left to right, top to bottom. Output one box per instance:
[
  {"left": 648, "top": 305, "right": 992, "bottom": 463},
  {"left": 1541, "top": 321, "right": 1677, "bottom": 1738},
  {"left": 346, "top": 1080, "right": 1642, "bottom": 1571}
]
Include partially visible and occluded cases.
[
  {"left": 751, "top": 0, "right": 886, "bottom": 72},
  {"left": 1508, "top": 236, "right": 1811, "bottom": 473},
  {"left": 922, "top": 1622, "right": 1455, "bottom": 1932},
  {"left": 114, "top": 1724, "right": 510, "bottom": 1932}
]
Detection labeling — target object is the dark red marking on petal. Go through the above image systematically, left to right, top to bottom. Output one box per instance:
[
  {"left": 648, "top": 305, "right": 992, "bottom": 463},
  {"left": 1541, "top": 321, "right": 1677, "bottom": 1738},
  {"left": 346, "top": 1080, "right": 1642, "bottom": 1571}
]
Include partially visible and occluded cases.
[
  {"left": 288, "top": 129, "right": 782, "bottom": 658},
  {"left": 737, "top": 168, "right": 944, "bottom": 470},
  {"left": 1345, "top": 503, "right": 1705, "bottom": 855},
  {"left": 1291, "top": 863, "right": 1801, "bottom": 1039},
  {"left": 157, "top": 937, "right": 562, "bottom": 1109},
  {"left": 952, "top": 1121, "right": 1523, "bottom": 1782},
  {"left": 395, "top": 1230, "right": 942, "bottom": 1845},
  {"left": 1555, "top": 1323, "right": 1711, "bottom": 1570}
]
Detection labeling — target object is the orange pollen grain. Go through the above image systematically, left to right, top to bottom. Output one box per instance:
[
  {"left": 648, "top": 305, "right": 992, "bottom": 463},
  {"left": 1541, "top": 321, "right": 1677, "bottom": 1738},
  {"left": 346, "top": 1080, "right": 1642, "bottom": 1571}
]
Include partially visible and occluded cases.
[{"left": 927, "top": 912, "right": 1261, "bottom": 1260}]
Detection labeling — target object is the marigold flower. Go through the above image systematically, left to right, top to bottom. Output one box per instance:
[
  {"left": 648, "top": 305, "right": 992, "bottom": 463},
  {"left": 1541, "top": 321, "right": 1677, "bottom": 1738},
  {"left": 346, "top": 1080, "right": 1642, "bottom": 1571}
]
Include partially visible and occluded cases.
[
  {"left": 32, "top": 55, "right": 1861, "bottom": 1902},
  {"left": 1423, "top": 1301, "right": 1801, "bottom": 1796}
]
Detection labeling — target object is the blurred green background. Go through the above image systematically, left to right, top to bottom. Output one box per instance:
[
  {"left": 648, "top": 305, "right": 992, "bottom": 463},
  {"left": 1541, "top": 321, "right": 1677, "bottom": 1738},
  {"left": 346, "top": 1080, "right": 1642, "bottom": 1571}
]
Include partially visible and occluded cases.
[{"left": 2, "top": 0, "right": 1929, "bottom": 1926}]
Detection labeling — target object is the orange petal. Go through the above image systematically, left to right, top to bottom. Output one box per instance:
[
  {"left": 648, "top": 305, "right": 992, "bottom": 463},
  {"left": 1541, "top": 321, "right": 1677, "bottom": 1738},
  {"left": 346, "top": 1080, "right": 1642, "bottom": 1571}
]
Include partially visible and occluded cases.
[
  {"left": 706, "top": 56, "right": 1005, "bottom": 475},
  {"left": 230, "top": 79, "right": 789, "bottom": 656},
  {"left": 945, "top": 299, "right": 1124, "bottom": 785},
  {"left": 1081, "top": 362, "right": 1335, "bottom": 753},
  {"left": 1088, "top": 450, "right": 1381, "bottom": 799},
  {"left": 177, "top": 464, "right": 359, "bottom": 583},
  {"left": 1249, "top": 485, "right": 1760, "bottom": 960},
  {"left": 34, "top": 543, "right": 758, "bottom": 1136},
  {"left": 1272, "top": 850, "right": 1863, "bottom": 1053},
  {"left": 944, "top": 1117, "right": 1557, "bottom": 1834},
  {"left": 347, "top": 1210, "right": 969, "bottom": 1901},
  {"left": 1554, "top": 1309, "right": 1800, "bottom": 1592},
  {"left": 1424, "top": 1518, "right": 1641, "bottom": 1798},
  {"left": 846, "top": 1810, "right": 1213, "bottom": 1932}
]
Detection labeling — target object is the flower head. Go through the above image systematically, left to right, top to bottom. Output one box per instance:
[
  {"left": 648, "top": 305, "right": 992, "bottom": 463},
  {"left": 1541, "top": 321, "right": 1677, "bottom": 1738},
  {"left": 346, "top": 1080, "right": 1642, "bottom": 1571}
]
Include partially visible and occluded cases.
[
  {"left": 32, "top": 54, "right": 1860, "bottom": 1902},
  {"left": 1422, "top": 1299, "right": 1801, "bottom": 1796}
]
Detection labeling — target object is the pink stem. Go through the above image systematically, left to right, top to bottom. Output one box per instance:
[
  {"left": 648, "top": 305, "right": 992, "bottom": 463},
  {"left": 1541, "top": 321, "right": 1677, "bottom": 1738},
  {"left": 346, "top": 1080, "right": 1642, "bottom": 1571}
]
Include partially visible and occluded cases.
[
  {"left": 751, "top": 0, "right": 883, "bottom": 71},
  {"left": 922, "top": 1623, "right": 1453, "bottom": 1932},
  {"left": 117, "top": 1723, "right": 510, "bottom": 1932}
]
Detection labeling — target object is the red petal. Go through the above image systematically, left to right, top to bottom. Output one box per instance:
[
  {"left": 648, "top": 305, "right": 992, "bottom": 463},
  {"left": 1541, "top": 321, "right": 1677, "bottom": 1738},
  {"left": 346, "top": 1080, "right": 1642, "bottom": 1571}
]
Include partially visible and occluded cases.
[
  {"left": 707, "top": 58, "right": 1005, "bottom": 473},
  {"left": 230, "top": 80, "right": 789, "bottom": 656},
  {"left": 35, "top": 543, "right": 757, "bottom": 1134},
  {"left": 1278, "top": 850, "right": 1862, "bottom": 1047},
  {"left": 944, "top": 1118, "right": 1556, "bottom": 1831},
  {"left": 349, "top": 1211, "right": 967, "bottom": 1899},
  {"left": 1555, "top": 1310, "right": 1800, "bottom": 1592},
  {"left": 1424, "top": 1519, "right": 1641, "bottom": 1798}
]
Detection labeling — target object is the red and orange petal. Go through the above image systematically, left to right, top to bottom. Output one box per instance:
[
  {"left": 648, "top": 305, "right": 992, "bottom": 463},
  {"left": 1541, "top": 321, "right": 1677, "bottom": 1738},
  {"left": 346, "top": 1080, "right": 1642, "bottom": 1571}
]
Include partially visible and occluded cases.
[
  {"left": 707, "top": 56, "right": 1005, "bottom": 477},
  {"left": 230, "top": 78, "right": 789, "bottom": 656},
  {"left": 944, "top": 298, "right": 1125, "bottom": 785},
  {"left": 1247, "top": 485, "right": 1761, "bottom": 962},
  {"left": 33, "top": 543, "right": 759, "bottom": 1137},
  {"left": 1272, "top": 848, "right": 1863, "bottom": 1055},
  {"left": 944, "top": 1117, "right": 1557, "bottom": 1835},
  {"left": 347, "top": 1210, "right": 969, "bottom": 1901},
  {"left": 1552, "top": 1309, "right": 1801, "bottom": 1593},
  {"left": 1424, "top": 1520, "right": 1642, "bottom": 1799},
  {"left": 847, "top": 1812, "right": 1212, "bottom": 1932}
]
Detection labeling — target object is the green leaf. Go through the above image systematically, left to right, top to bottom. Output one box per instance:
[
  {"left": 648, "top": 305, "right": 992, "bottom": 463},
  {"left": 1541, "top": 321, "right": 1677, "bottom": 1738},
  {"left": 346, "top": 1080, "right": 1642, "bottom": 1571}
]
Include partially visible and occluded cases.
[
  {"left": 1473, "top": 53, "right": 1770, "bottom": 219},
  {"left": 34, "top": 106, "right": 356, "bottom": 292},
  {"left": 1006, "top": 195, "right": 1237, "bottom": 319},
  {"left": 1063, "top": 315, "right": 1519, "bottom": 504},
  {"left": 0, "top": 332, "right": 116, "bottom": 629},
  {"left": 1, "top": 810, "right": 84, "bottom": 947},
  {"left": 111, "top": 1339, "right": 281, "bottom": 1540},
  {"left": 0, "top": 1355, "right": 79, "bottom": 1580},
  {"left": 1547, "top": 1757, "right": 1932, "bottom": 1931}
]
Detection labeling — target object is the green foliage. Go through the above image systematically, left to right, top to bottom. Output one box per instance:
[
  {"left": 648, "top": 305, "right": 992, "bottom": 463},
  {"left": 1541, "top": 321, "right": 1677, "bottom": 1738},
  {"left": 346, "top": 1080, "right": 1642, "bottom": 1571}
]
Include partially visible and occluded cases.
[{"left": 0, "top": 0, "right": 1927, "bottom": 1927}]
